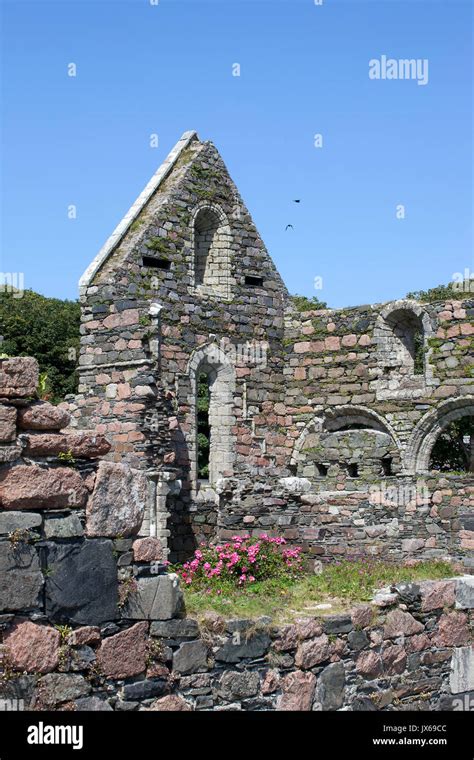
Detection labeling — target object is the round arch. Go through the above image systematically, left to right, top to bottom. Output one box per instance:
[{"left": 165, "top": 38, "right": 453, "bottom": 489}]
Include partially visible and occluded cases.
[
  {"left": 190, "top": 202, "right": 233, "bottom": 299},
  {"left": 373, "top": 299, "right": 435, "bottom": 384},
  {"left": 405, "top": 396, "right": 474, "bottom": 473},
  {"left": 290, "top": 405, "right": 401, "bottom": 466}
]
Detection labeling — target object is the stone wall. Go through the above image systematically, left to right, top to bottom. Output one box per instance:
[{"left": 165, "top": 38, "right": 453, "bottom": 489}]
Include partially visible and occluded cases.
[
  {"left": 73, "top": 131, "right": 474, "bottom": 564},
  {"left": 282, "top": 298, "right": 474, "bottom": 475},
  {"left": 0, "top": 355, "right": 472, "bottom": 712},
  {"left": 0, "top": 356, "right": 172, "bottom": 632},
  {"left": 216, "top": 474, "right": 474, "bottom": 569},
  {"left": 1, "top": 567, "right": 473, "bottom": 712}
]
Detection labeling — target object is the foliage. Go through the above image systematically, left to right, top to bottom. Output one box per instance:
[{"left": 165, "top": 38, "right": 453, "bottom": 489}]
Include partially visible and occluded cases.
[
  {"left": 145, "top": 236, "right": 169, "bottom": 254},
  {"left": 406, "top": 283, "right": 464, "bottom": 303},
  {"left": 0, "top": 289, "right": 80, "bottom": 402},
  {"left": 290, "top": 294, "right": 327, "bottom": 312},
  {"left": 413, "top": 329, "right": 425, "bottom": 374},
  {"left": 37, "top": 371, "right": 53, "bottom": 401},
  {"left": 197, "top": 372, "right": 210, "bottom": 478},
  {"left": 430, "top": 417, "right": 473, "bottom": 472},
  {"left": 57, "top": 450, "right": 77, "bottom": 467},
  {"left": 8, "top": 528, "right": 34, "bottom": 546},
  {"left": 175, "top": 534, "right": 304, "bottom": 592},
  {"left": 183, "top": 557, "right": 454, "bottom": 621},
  {"left": 309, "top": 557, "right": 452, "bottom": 601},
  {"left": 118, "top": 576, "right": 138, "bottom": 609},
  {"left": 54, "top": 624, "right": 73, "bottom": 643}
]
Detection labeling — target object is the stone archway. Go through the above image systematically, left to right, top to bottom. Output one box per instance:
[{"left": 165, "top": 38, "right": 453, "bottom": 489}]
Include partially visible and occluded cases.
[
  {"left": 405, "top": 396, "right": 474, "bottom": 474},
  {"left": 291, "top": 406, "right": 402, "bottom": 478}
]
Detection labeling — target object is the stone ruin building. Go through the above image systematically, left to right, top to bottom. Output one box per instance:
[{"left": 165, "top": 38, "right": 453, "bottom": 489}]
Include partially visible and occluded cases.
[
  {"left": 70, "top": 130, "right": 474, "bottom": 568},
  {"left": 0, "top": 132, "right": 473, "bottom": 713}
]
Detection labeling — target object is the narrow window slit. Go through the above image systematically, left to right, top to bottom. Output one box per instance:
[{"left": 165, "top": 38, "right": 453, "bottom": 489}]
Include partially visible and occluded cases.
[
  {"left": 142, "top": 256, "right": 170, "bottom": 270},
  {"left": 244, "top": 275, "right": 263, "bottom": 287},
  {"left": 347, "top": 463, "right": 359, "bottom": 478}
]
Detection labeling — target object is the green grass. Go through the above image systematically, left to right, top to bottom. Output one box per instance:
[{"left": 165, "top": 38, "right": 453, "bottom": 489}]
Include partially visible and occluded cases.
[{"left": 182, "top": 559, "right": 454, "bottom": 623}]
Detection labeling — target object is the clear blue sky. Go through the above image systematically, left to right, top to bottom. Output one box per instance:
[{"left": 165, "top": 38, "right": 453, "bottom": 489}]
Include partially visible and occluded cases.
[{"left": 1, "top": 0, "right": 472, "bottom": 308}]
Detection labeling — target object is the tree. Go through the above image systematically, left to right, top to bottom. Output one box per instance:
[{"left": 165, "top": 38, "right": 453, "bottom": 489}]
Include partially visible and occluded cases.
[
  {"left": 0, "top": 289, "right": 81, "bottom": 402},
  {"left": 430, "top": 417, "right": 474, "bottom": 473}
]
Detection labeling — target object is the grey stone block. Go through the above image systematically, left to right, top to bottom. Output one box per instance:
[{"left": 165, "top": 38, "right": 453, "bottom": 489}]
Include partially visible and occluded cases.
[
  {"left": 0, "top": 512, "right": 42, "bottom": 535},
  {"left": 44, "top": 514, "right": 84, "bottom": 539},
  {"left": 43, "top": 539, "right": 118, "bottom": 625},
  {"left": 0, "top": 541, "right": 43, "bottom": 612},
  {"left": 123, "top": 574, "right": 183, "bottom": 621},
  {"left": 455, "top": 576, "right": 474, "bottom": 609},
  {"left": 323, "top": 615, "right": 353, "bottom": 635},
  {"left": 150, "top": 618, "right": 200, "bottom": 639},
  {"left": 347, "top": 630, "right": 369, "bottom": 652},
  {"left": 215, "top": 631, "right": 271, "bottom": 663},
  {"left": 173, "top": 640, "right": 208, "bottom": 675},
  {"left": 450, "top": 647, "right": 474, "bottom": 694},
  {"left": 315, "top": 661, "right": 345, "bottom": 711},
  {"left": 218, "top": 670, "right": 259, "bottom": 700},
  {"left": 34, "top": 674, "right": 90, "bottom": 706},
  {"left": 0, "top": 675, "right": 37, "bottom": 709},
  {"left": 122, "top": 679, "right": 168, "bottom": 701},
  {"left": 75, "top": 696, "right": 113, "bottom": 711}
]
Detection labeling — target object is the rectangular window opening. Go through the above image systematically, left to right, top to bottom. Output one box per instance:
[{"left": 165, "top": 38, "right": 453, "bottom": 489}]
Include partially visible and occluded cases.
[
  {"left": 142, "top": 256, "right": 171, "bottom": 270},
  {"left": 244, "top": 275, "right": 264, "bottom": 287},
  {"left": 347, "top": 463, "right": 359, "bottom": 478}
]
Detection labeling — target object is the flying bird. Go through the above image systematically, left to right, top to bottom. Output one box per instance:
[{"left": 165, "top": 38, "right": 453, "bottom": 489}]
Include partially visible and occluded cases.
[
  {"left": 292, "top": 199, "right": 301, "bottom": 203},
  {"left": 285, "top": 224, "right": 294, "bottom": 231}
]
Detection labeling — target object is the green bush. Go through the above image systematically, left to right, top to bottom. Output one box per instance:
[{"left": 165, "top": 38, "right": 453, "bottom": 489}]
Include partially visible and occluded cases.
[{"left": 0, "top": 289, "right": 80, "bottom": 402}]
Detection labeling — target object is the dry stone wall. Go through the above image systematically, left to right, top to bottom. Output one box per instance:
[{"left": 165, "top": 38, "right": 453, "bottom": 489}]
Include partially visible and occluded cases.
[{"left": 1, "top": 565, "right": 473, "bottom": 712}]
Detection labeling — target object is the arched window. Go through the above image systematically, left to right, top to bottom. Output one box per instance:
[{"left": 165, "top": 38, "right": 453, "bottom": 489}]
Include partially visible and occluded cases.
[
  {"left": 193, "top": 205, "right": 232, "bottom": 298},
  {"left": 374, "top": 301, "right": 434, "bottom": 397},
  {"left": 383, "top": 308, "right": 425, "bottom": 376},
  {"left": 187, "top": 344, "right": 236, "bottom": 492},
  {"left": 197, "top": 372, "right": 211, "bottom": 480},
  {"left": 406, "top": 397, "right": 474, "bottom": 473},
  {"left": 429, "top": 415, "right": 474, "bottom": 473}
]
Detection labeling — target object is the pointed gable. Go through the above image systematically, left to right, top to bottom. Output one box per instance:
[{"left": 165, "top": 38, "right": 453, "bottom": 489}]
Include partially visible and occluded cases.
[{"left": 79, "top": 131, "right": 288, "bottom": 304}]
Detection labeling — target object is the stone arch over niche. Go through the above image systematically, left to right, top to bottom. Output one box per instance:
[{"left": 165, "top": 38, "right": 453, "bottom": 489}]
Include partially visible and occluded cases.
[
  {"left": 191, "top": 202, "right": 233, "bottom": 300},
  {"left": 374, "top": 300, "right": 435, "bottom": 397},
  {"left": 187, "top": 343, "right": 236, "bottom": 493},
  {"left": 405, "top": 396, "right": 474, "bottom": 474},
  {"left": 291, "top": 406, "right": 402, "bottom": 479}
]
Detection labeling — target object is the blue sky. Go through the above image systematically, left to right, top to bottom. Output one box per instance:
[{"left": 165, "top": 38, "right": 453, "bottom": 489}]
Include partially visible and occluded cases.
[{"left": 1, "top": 0, "right": 472, "bottom": 308}]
